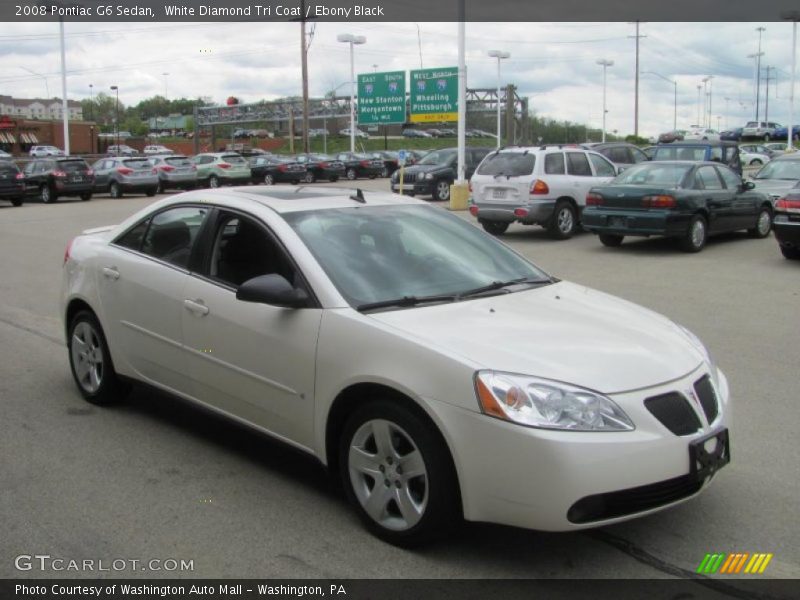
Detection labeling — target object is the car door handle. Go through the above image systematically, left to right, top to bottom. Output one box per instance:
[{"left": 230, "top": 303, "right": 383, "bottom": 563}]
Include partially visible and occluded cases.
[
  {"left": 102, "top": 267, "right": 120, "bottom": 280},
  {"left": 183, "top": 299, "right": 209, "bottom": 316}
]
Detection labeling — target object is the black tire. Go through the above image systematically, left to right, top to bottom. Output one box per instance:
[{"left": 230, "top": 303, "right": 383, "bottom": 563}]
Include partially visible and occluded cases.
[
  {"left": 764, "top": 134, "right": 771, "bottom": 142},
  {"left": 380, "top": 167, "right": 389, "bottom": 178},
  {"left": 346, "top": 168, "right": 357, "bottom": 181},
  {"left": 303, "top": 171, "right": 316, "bottom": 184},
  {"left": 263, "top": 173, "right": 275, "bottom": 185},
  {"left": 208, "top": 175, "right": 220, "bottom": 189},
  {"left": 329, "top": 175, "right": 339, "bottom": 183},
  {"left": 432, "top": 179, "right": 451, "bottom": 202},
  {"left": 109, "top": 181, "right": 122, "bottom": 199},
  {"left": 155, "top": 181, "right": 164, "bottom": 194},
  {"left": 41, "top": 184, "right": 55, "bottom": 203},
  {"left": 146, "top": 188, "right": 157, "bottom": 197},
  {"left": 79, "top": 192, "right": 92, "bottom": 201},
  {"left": 11, "top": 197, "right": 23, "bottom": 207},
  {"left": 547, "top": 200, "right": 577, "bottom": 239},
  {"left": 747, "top": 206, "right": 772, "bottom": 238},
  {"left": 679, "top": 214, "right": 708, "bottom": 252},
  {"left": 481, "top": 220, "right": 509, "bottom": 236},
  {"left": 599, "top": 233, "right": 624, "bottom": 247},
  {"left": 780, "top": 244, "right": 800, "bottom": 259},
  {"left": 68, "top": 310, "right": 127, "bottom": 405},
  {"left": 339, "top": 400, "right": 460, "bottom": 547}
]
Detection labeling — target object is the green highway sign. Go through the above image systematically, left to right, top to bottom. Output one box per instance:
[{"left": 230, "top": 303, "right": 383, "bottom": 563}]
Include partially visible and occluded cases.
[
  {"left": 410, "top": 67, "right": 458, "bottom": 123},
  {"left": 357, "top": 71, "right": 406, "bottom": 125}
]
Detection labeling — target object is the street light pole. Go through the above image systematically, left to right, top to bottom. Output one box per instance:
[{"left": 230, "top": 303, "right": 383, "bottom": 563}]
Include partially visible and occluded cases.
[
  {"left": 784, "top": 11, "right": 800, "bottom": 148},
  {"left": 58, "top": 16, "right": 70, "bottom": 155},
  {"left": 755, "top": 26, "right": 766, "bottom": 122},
  {"left": 337, "top": 33, "right": 366, "bottom": 153},
  {"left": 488, "top": 50, "right": 510, "bottom": 149},
  {"left": 596, "top": 59, "right": 614, "bottom": 143},
  {"left": 88, "top": 83, "right": 93, "bottom": 122},
  {"left": 110, "top": 85, "right": 119, "bottom": 152},
  {"left": 696, "top": 85, "right": 702, "bottom": 126}
]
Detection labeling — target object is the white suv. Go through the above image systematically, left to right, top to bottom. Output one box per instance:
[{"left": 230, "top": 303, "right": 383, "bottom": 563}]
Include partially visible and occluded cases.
[
  {"left": 742, "top": 121, "right": 781, "bottom": 141},
  {"left": 29, "top": 145, "right": 64, "bottom": 157},
  {"left": 469, "top": 146, "right": 617, "bottom": 238}
]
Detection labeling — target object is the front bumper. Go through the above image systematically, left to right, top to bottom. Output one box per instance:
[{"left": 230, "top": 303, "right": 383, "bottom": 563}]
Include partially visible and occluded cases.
[
  {"left": 391, "top": 179, "right": 435, "bottom": 196},
  {"left": 473, "top": 199, "right": 556, "bottom": 225},
  {"left": 428, "top": 366, "right": 730, "bottom": 531}
]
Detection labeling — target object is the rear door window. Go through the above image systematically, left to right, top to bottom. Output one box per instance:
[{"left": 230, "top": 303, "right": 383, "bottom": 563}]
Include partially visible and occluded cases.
[
  {"left": 544, "top": 152, "right": 565, "bottom": 174},
  {"left": 566, "top": 152, "right": 592, "bottom": 176},
  {"left": 476, "top": 153, "right": 535, "bottom": 177},
  {"left": 588, "top": 153, "right": 616, "bottom": 177},
  {"left": 696, "top": 166, "right": 723, "bottom": 190},
  {"left": 718, "top": 167, "right": 742, "bottom": 190},
  {"left": 141, "top": 206, "right": 210, "bottom": 269}
]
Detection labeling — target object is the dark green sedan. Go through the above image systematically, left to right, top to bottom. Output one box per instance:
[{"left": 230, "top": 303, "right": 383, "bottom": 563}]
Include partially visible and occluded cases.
[{"left": 582, "top": 161, "right": 774, "bottom": 252}]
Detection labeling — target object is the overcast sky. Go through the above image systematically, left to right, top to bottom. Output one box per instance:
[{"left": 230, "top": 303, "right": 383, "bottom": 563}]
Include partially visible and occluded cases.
[{"left": 0, "top": 21, "right": 797, "bottom": 136}]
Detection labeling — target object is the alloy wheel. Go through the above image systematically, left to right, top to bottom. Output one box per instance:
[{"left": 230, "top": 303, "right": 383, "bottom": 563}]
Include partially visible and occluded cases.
[{"left": 70, "top": 321, "right": 104, "bottom": 394}]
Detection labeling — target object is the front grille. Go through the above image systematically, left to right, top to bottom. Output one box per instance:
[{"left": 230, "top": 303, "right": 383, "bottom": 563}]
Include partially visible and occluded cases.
[
  {"left": 400, "top": 173, "right": 417, "bottom": 184},
  {"left": 693, "top": 375, "right": 718, "bottom": 424},
  {"left": 644, "top": 392, "right": 701, "bottom": 436},
  {"left": 567, "top": 474, "right": 704, "bottom": 524}
]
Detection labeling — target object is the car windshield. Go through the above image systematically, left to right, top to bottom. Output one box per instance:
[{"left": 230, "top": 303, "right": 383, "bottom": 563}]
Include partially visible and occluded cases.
[
  {"left": 417, "top": 150, "right": 455, "bottom": 166},
  {"left": 477, "top": 152, "right": 536, "bottom": 177},
  {"left": 753, "top": 159, "right": 800, "bottom": 180},
  {"left": 612, "top": 163, "right": 692, "bottom": 187},
  {"left": 284, "top": 204, "right": 549, "bottom": 308}
]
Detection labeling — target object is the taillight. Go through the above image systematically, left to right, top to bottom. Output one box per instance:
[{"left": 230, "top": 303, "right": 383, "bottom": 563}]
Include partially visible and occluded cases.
[
  {"left": 360, "top": 160, "right": 370, "bottom": 167},
  {"left": 319, "top": 161, "right": 330, "bottom": 168},
  {"left": 218, "top": 163, "right": 231, "bottom": 169},
  {"left": 278, "top": 164, "right": 287, "bottom": 172},
  {"left": 160, "top": 165, "right": 175, "bottom": 172},
  {"left": 117, "top": 167, "right": 133, "bottom": 175},
  {"left": 151, "top": 168, "right": 158, "bottom": 175},
  {"left": 86, "top": 169, "right": 94, "bottom": 176},
  {"left": 53, "top": 170, "right": 67, "bottom": 178},
  {"left": 15, "top": 172, "right": 24, "bottom": 180},
  {"left": 530, "top": 179, "right": 549, "bottom": 195},
  {"left": 586, "top": 192, "right": 603, "bottom": 206},
  {"left": 642, "top": 195, "right": 676, "bottom": 208},
  {"left": 776, "top": 197, "right": 800, "bottom": 212},
  {"left": 469, "top": 205, "right": 479, "bottom": 216},
  {"left": 513, "top": 208, "right": 528, "bottom": 217},
  {"left": 63, "top": 238, "right": 74, "bottom": 265}
]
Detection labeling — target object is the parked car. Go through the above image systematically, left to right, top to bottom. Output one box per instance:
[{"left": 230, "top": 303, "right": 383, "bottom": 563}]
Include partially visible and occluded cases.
[
  {"left": 741, "top": 121, "right": 781, "bottom": 141},
  {"left": 772, "top": 125, "right": 800, "bottom": 142},
  {"left": 339, "top": 127, "right": 369, "bottom": 139},
  {"left": 685, "top": 127, "right": 721, "bottom": 141},
  {"left": 308, "top": 128, "right": 329, "bottom": 138},
  {"left": 439, "top": 128, "right": 457, "bottom": 136},
  {"left": 720, "top": 128, "right": 743, "bottom": 141},
  {"left": 402, "top": 129, "right": 432, "bottom": 139},
  {"left": 426, "top": 129, "right": 445, "bottom": 138},
  {"left": 657, "top": 130, "right": 687, "bottom": 144},
  {"left": 651, "top": 141, "right": 742, "bottom": 175},
  {"left": 582, "top": 142, "right": 650, "bottom": 170},
  {"left": 764, "top": 143, "right": 792, "bottom": 155},
  {"left": 107, "top": 144, "right": 140, "bottom": 156},
  {"left": 739, "top": 144, "right": 780, "bottom": 159},
  {"left": 29, "top": 145, "right": 64, "bottom": 158},
  {"left": 143, "top": 145, "right": 173, "bottom": 156},
  {"left": 469, "top": 146, "right": 617, "bottom": 238},
  {"left": 642, "top": 146, "right": 658, "bottom": 159},
  {"left": 391, "top": 147, "right": 492, "bottom": 202},
  {"left": 0, "top": 149, "right": 12, "bottom": 159},
  {"left": 739, "top": 150, "right": 771, "bottom": 167},
  {"left": 369, "top": 151, "right": 400, "bottom": 177},
  {"left": 335, "top": 152, "right": 384, "bottom": 180},
  {"left": 192, "top": 153, "right": 252, "bottom": 188},
  {"left": 292, "top": 154, "right": 345, "bottom": 183},
  {"left": 749, "top": 154, "right": 800, "bottom": 202},
  {"left": 147, "top": 155, "right": 198, "bottom": 193},
  {"left": 249, "top": 155, "right": 306, "bottom": 185},
  {"left": 92, "top": 156, "right": 158, "bottom": 198},
  {"left": 23, "top": 157, "right": 95, "bottom": 202},
  {"left": 0, "top": 160, "right": 26, "bottom": 206},
  {"left": 582, "top": 161, "right": 772, "bottom": 252},
  {"left": 61, "top": 187, "right": 730, "bottom": 546},
  {"left": 772, "top": 190, "right": 800, "bottom": 259}
]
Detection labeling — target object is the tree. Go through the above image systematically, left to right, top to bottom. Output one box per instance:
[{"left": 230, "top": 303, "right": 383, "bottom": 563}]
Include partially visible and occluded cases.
[{"left": 82, "top": 92, "right": 123, "bottom": 131}]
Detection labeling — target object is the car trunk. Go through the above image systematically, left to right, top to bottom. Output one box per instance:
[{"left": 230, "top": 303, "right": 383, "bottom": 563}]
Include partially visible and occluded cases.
[{"left": 593, "top": 185, "right": 675, "bottom": 210}]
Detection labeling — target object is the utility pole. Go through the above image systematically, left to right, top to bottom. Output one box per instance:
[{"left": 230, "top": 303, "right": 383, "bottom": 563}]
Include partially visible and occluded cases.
[
  {"left": 300, "top": 1, "right": 310, "bottom": 154},
  {"left": 628, "top": 21, "right": 646, "bottom": 137},
  {"left": 755, "top": 26, "right": 766, "bottom": 122},
  {"left": 706, "top": 75, "right": 714, "bottom": 128},
  {"left": 702, "top": 77, "right": 709, "bottom": 127},
  {"left": 696, "top": 85, "right": 702, "bottom": 126}
]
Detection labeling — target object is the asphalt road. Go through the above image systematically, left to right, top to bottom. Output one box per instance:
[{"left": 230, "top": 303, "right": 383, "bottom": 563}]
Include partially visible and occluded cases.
[{"left": 0, "top": 180, "right": 797, "bottom": 586}]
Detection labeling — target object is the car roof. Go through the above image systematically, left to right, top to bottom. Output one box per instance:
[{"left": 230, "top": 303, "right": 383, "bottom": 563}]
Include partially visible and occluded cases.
[{"left": 657, "top": 140, "right": 737, "bottom": 147}]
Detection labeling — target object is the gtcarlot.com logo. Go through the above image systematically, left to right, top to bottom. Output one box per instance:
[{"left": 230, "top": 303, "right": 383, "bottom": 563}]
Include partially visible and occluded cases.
[
  {"left": 697, "top": 552, "right": 773, "bottom": 575},
  {"left": 14, "top": 554, "right": 194, "bottom": 572}
]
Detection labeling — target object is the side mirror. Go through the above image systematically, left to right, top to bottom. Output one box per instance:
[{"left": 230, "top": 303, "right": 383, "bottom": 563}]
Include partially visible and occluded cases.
[
  {"left": 617, "top": 165, "right": 628, "bottom": 174},
  {"left": 743, "top": 181, "right": 756, "bottom": 191},
  {"left": 236, "top": 274, "right": 309, "bottom": 308}
]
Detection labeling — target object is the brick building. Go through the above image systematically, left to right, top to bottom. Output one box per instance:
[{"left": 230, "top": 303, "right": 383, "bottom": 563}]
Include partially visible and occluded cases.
[
  {"left": 0, "top": 95, "right": 83, "bottom": 121},
  {"left": 0, "top": 114, "right": 98, "bottom": 155}
]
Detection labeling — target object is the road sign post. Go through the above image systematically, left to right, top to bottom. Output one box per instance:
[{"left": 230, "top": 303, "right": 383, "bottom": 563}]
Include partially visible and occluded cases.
[
  {"left": 410, "top": 67, "right": 458, "bottom": 123},
  {"left": 357, "top": 71, "right": 406, "bottom": 126},
  {"left": 398, "top": 149, "right": 407, "bottom": 195}
]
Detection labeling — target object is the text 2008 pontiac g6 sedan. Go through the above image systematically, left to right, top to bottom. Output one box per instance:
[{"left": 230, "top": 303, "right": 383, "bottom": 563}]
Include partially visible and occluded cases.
[{"left": 61, "top": 186, "right": 730, "bottom": 546}]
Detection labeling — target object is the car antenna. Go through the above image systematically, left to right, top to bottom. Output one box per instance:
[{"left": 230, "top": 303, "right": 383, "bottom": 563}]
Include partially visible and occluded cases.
[{"left": 350, "top": 188, "right": 366, "bottom": 204}]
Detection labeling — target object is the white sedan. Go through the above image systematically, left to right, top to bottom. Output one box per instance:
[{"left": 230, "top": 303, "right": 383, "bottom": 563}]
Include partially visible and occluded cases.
[
  {"left": 684, "top": 128, "right": 721, "bottom": 141},
  {"left": 740, "top": 150, "right": 771, "bottom": 167},
  {"left": 60, "top": 187, "right": 730, "bottom": 545}
]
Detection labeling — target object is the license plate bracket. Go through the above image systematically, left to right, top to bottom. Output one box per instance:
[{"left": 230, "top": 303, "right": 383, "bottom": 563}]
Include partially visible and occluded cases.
[
  {"left": 492, "top": 188, "right": 506, "bottom": 199},
  {"left": 609, "top": 216, "right": 627, "bottom": 228},
  {"left": 689, "top": 428, "right": 730, "bottom": 481}
]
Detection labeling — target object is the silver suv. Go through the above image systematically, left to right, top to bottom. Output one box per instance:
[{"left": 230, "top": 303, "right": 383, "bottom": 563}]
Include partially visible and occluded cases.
[
  {"left": 742, "top": 121, "right": 781, "bottom": 141},
  {"left": 469, "top": 146, "right": 617, "bottom": 238}
]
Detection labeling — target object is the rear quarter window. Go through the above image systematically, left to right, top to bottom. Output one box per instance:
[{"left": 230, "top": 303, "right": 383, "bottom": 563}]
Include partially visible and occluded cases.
[
  {"left": 544, "top": 152, "right": 565, "bottom": 174},
  {"left": 566, "top": 152, "right": 592, "bottom": 176},
  {"left": 476, "top": 153, "right": 535, "bottom": 177}
]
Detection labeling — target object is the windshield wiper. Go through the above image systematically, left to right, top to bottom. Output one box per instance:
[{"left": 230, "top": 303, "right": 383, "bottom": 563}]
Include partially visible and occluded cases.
[
  {"left": 456, "top": 277, "right": 552, "bottom": 300},
  {"left": 357, "top": 294, "right": 456, "bottom": 312}
]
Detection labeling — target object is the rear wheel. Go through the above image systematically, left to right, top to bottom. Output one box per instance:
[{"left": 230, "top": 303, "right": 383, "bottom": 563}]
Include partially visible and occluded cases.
[
  {"left": 764, "top": 134, "right": 771, "bottom": 142},
  {"left": 380, "top": 167, "right": 389, "bottom": 178},
  {"left": 346, "top": 168, "right": 357, "bottom": 181},
  {"left": 303, "top": 171, "right": 316, "bottom": 184},
  {"left": 263, "top": 173, "right": 275, "bottom": 185},
  {"left": 208, "top": 175, "right": 220, "bottom": 188},
  {"left": 329, "top": 175, "right": 339, "bottom": 183},
  {"left": 432, "top": 179, "right": 451, "bottom": 202},
  {"left": 155, "top": 181, "right": 164, "bottom": 194},
  {"left": 109, "top": 182, "right": 122, "bottom": 199},
  {"left": 41, "top": 184, "right": 55, "bottom": 203},
  {"left": 146, "top": 188, "right": 157, "bottom": 197},
  {"left": 79, "top": 192, "right": 92, "bottom": 201},
  {"left": 11, "top": 197, "right": 23, "bottom": 207},
  {"left": 547, "top": 200, "right": 577, "bottom": 239},
  {"left": 748, "top": 206, "right": 772, "bottom": 238},
  {"left": 679, "top": 214, "right": 708, "bottom": 252},
  {"left": 481, "top": 220, "right": 509, "bottom": 236},
  {"left": 599, "top": 233, "right": 624, "bottom": 247},
  {"left": 780, "top": 244, "right": 800, "bottom": 259},
  {"left": 68, "top": 310, "right": 127, "bottom": 405},
  {"left": 339, "top": 400, "right": 459, "bottom": 547}
]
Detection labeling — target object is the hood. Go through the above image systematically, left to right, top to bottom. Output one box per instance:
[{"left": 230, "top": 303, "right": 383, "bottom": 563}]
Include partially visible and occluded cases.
[
  {"left": 398, "top": 163, "right": 450, "bottom": 176},
  {"left": 752, "top": 178, "right": 800, "bottom": 197},
  {"left": 369, "top": 281, "right": 704, "bottom": 394}
]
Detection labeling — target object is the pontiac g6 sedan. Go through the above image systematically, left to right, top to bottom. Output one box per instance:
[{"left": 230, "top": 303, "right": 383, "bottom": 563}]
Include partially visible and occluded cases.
[{"left": 61, "top": 187, "right": 731, "bottom": 546}]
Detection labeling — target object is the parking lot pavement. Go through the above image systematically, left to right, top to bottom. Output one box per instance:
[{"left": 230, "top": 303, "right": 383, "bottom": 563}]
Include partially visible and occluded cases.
[{"left": 0, "top": 188, "right": 797, "bottom": 582}]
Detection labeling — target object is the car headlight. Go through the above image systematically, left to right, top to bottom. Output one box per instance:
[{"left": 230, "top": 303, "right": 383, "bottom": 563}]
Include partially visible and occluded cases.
[
  {"left": 424, "top": 172, "right": 435, "bottom": 180},
  {"left": 475, "top": 371, "right": 634, "bottom": 431}
]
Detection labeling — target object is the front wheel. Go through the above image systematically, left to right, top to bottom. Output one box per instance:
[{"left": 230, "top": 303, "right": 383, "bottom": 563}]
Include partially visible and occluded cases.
[
  {"left": 764, "top": 134, "right": 771, "bottom": 141},
  {"left": 346, "top": 168, "right": 357, "bottom": 181},
  {"left": 303, "top": 171, "right": 316, "bottom": 184},
  {"left": 263, "top": 173, "right": 275, "bottom": 185},
  {"left": 208, "top": 175, "right": 220, "bottom": 188},
  {"left": 432, "top": 179, "right": 451, "bottom": 202},
  {"left": 109, "top": 182, "right": 122, "bottom": 199},
  {"left": 41, "top": 184, "right": 55, "bottom": 203},
  {"left": 146, "top": 188, "right": 157, "bottom": 197},
  {"left": 80, "top": 192, "right": 92, "bottom": 201},
  {"left": 11, "top": 197, "right": 23, "bottom": 207},
  {"left": 547, "top": 200, "right": 577, "bottom": 239},
  {"left": 748, "top": 207, "right": 772, "bottom": 238},
  {"left": 679, "top": 214, "right": 708, "bottom": 252},
  {"left": 481, "top": 220, "right": 509, "bottom": 236},
  {"left": 599, "top": 233, "right": 624, "bottom": 247},
  {"left": 68, "top": 310, "right": 127, "bottom": 405},
  {"left": 339, "top": 400, "right": 459, "bottom": 547}
]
